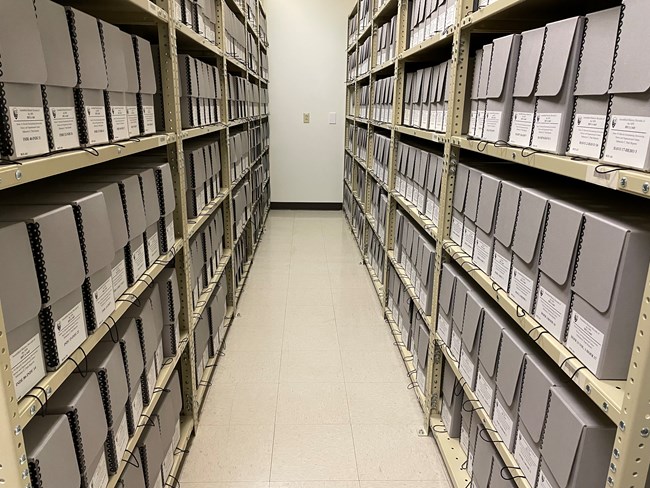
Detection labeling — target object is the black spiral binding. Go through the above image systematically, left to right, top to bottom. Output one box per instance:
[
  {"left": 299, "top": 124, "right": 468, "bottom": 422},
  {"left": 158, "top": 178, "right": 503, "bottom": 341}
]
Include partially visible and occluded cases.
[
  {"left": 601, "top": 4, "right": 625, "bottom": 159},
  {"left": 66, "top": 9, "right": 89, "bottom": 146},
  {"left": 566, "top": 17, "right": 589, "bottom": 154},
  {"left": 97, "top": 21, "right": 115, "bottom": 142},
  {"left": 530, "top": 27, "right": 549, "bottom": 147},
  {"left": 504, "top": 34, "right": 525, "bottom": 142},
  {"left": 132, "top": 37, "right": 144, "bottom": 136},
  {"left": 184, "top": 57, "right": 194, "bottom": 127},
  {"left": 194, "top": 60, "right": 202, "bottom": 125},
  {"left": 41, "top": 86, "right": 55, "bottom": 152},
  {"left": 154, "top": 171, "right": 169, "bottom": 253},
  {"left": 531, "top": 204, "right": 552, "bottom": 318},
  {"left": 566, "top": 216, "right": 588, "bottom": 342},
  {"left": 27, "top": 223, "right": 49, "bottom": 304},
  {"left": 124, "top": 242, "right": 135, "bottom": 286},
  {"left": 82, "top": 278, "right": 97, "bottom": 333},
  {"left": 167, "top": 282, "right": 178, "bottom": 356},
  {"left": 38, "top": 307, "right": 59, "bottom": 369},
  {"left": 98, "top": 370, "right": 114, "bottom": 428},
  {"left": 66, "top": 409, "right": 89, "bottom": 487},
  {"left": 104, "top": 431, "right": 119, "bottom": 475},
  {"left": 139, "top": 446, "right": 152, "bottom": 488},
  {"left": 28, "top": 458, "right": 43, "bottom": 488}
]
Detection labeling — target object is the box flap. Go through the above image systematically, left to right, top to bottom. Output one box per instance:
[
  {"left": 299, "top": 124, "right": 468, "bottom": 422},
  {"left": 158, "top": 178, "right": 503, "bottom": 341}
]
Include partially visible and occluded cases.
[
  {"left": 0, "top": 0, "right": 47, "bottom": 85},
  {"left": 34, "top": 0, "right": 76, "bottom": 88},
  {"left": 609, "top": 0, "right": 650, "bottom": 95},
  {"left": 66, "top": 7, "right": 107, "bottom": 90},
  {"left": 575, "top": 7, "right": 621, "bottom": 97},
  {"left": 536, "top": 17, "right": 582, "bottom": 98},
  {"left": 99, "top": 21, "right": 128, "bottom": 93},
  {"left": 512, "top": 26, "right": 545, "bottom": 98},
  {"left": 121, "top": 31, "right": 139, "bottom": 94},
  {"left": 487, "top": 34, "right": 519, "bottom": 99},
  {"left": 133, "top": 36, "right": 157, "bottom": 95},
  {"left": 477, "top": 44, "right": 492, "bottom": 100},
  {"left": 470, "top": 50, "right": 483, "bottom": 100},
  {"left": 436, "top": 62, "right": 448, "bottom": 103},
  {"left": 430, "top": 65, "right": 440, "bottom": 103},
  {"left": 422, "top": 67, "right": 433, "bottom": 103},
  {"left": 413, "top": 70, "right": 424, "bottom": 104},
  {"left": 405, "top": 72, "right": 414, "bottom": 103},
  {"left": 426, "top": 154, "right": 437, "bottom": 193},
  {"left": 434, "top": 157, "right": 443, "bottom": 197},
  {"left": 452, "top": 164, "right": 469, "bottom": 212},
  {"left": 464, "top": 168, "right": 481, "bottom": 221},
  {"left": 138, "top": 169, "right": 161, "bottom": 225},
  {"left": 476, "top": 173, "right": 500, "bottom": 234},
  {"left": 494, "top": 180, "right": 520, "bottom": 247},
  {"left": 512, "top": 188, "right": 548, "bottom": 265},
  {"left": 539, "top": 199, "right": 583, "bottom": 286},
  {"left": 572, "top": 212, "right": 627, "bottom": 313},
  {"left": 0, "top": 222, "right": 41, "bottom": 332},
  {"left": 439, "top": 262, "right": 456, "bottom": 316},
  {"left": 157, "top": 268, "right": 180, "bottom": 325},
  {"left": 452, "top": 276, "right": 468, "bottom": 328},
  {"left": 462, "top": 291, "right": 484, "bottom": 353},
  {"left": 478, "top": 304, "right": 506, "bottom": 377},
  {"left": 108, "top": 318, "right": 145, "bottom": 392},
  {"left": 495, "top": 328, "right": 527, "bottom": 407},
  {"left": 86, "top": 341, "right": 129, "bottom": 424},
  {"left": 442, "top": 357, "right": 456, "bottom": 402},
  {"left": 24, "top": 415, "right": 81, "bottom": 488},
  {"left": 473, "top": 436, "right": 495, "bottom": 486}
]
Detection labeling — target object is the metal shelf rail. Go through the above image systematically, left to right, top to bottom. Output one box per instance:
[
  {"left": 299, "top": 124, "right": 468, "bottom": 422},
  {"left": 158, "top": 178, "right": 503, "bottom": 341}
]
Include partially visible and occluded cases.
[
  {"left": 0, "top": 0, "right": 271, "bottom": 487},
  {"left": 343, "top": 0, "right": 650, "bottom": 487}
]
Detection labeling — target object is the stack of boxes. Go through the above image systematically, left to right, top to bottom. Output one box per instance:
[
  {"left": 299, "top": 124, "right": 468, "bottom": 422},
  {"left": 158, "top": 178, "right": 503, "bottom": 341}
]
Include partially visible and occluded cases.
[
  {"left": 408, "top": 0, "right": 457, "bottom": 49},
  {"left": 224, "top": 4, "right": 246, "bottom": 64},
  {"left": 348, "top": 10, "right": 358, "bottom": 47},
  {"left": 375, "top": 15, "right": 397, "bottom": 65},
  {"left": 247, "top": 31, "right": 259, "bottom": 73},
  {"left": 358, "top": 37, "right": 371, "bottom": 76},
  {"left": 348, "top": 49, "right": 358, "bottom": 82},
  {"left": 177, "top": 54, "right": 223, "bottom": 129},
  {"left": 403, "top": 60, "right": 451, "bottom": 133},
  {"left": 228, "top": 73, "right": 254, "bottom": 120},
  {"left": 373, "top": 76, "right": 395, "bottom": 124},
  {"left": 359, "top": 85, "right": 370, "bottom": 119},
  {"left": 356, "top": 126, "right": 368, "bottom": 161},
  {"left": 229, "top": 130, "right": 251, "bottom": 183},
  {"left": 372, "top": 132, "right": 391, "bottom": 186},
  {"left": 184, "top": 138, "right": 223, "bottom": 219},
  {"left": 345, "top": 152, "right": 354, "bottom": 184},
  {"left": 369, "top": 178, "right": 388, "bottom": 242},
  {"left": 190, "top": 206, "right": 226, "bottom": 308}
]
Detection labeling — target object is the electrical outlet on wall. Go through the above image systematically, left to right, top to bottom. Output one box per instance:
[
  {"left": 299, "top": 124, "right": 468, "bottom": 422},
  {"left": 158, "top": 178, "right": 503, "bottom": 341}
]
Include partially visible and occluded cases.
[{"left": 303, "top": 113, "right": 310, "bottom": 124}]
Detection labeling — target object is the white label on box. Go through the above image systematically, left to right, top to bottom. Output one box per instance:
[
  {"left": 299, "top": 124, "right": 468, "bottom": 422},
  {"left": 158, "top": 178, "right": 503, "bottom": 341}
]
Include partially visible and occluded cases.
[
  {"left": 446, "top": 0, "right": 456, "bottom": 28},
  {"left": 191, "top": 103, "right": 199, "bottom": 125},
  {"left": 110, "top": 105, "right": 129, "bottom": 140},
  {"left": 9, "top": 106, "right": 48, "bottom": 157},
  {"left": 49, "top": 106, "right": 79, "bottom": 150},
  {"left": 85, "top": 106, "right": 109, "bottom": 145},
  {"left": 127, "top": 106, "right": 139, "bottom": 136},
  {"left": 143, "top": 106, "right": 155, "bottom": 133},
  {"left": 404, "top": 107, "right": 412, "bottom": 125},
  {"left": 469, "top": 110, "right": 477, "bottom": 136},
  {"left": 483, "top": 111, "right": 503, "bottom": 142},
  {"left": 509, "top": 111, "right": 534, "bottom": 147},
  {"left": 532, "top": 113, "right": 563, "bottom": 151},
  {"left": 569, "top": 114, "right": 606, "bottom": 159},
  {"left": 603, "top": 115, "right": 650, "bottom": 168},
  {"left": 406, "top": 182, "right": 414, "bottom": 203},
  {"left": 196, "top": 189, "right": 205, "bottom": 214},
  {"left": 417, "top": 190, "right": 426, "bottom": 211},
  {"left": 425, "top": 199, "right": 435, "bottom": 220},
  {"left": 433, "top": 202, "right": 440, "bottom": 228},
  {"left": 451, "top": 217, "right": 463, "bottom": 244},
  {"left": 166, "top": 220, "right": 175, "bottom": 251},
  {"left": 462, "top": 226, "right": 475, "bottom": 257},
  {"left": 148, "top": 232, "right": 160, "bottom": 263},
  {"left": 473, "top": 236, "right": 491, "bottom": 274},
  {"left": 133, "top": 243, "right": 147, "bottom": 278},
  {"left": 491, "top": 250, "right": 511, "bottom": 290},
  {"left": 111, "top": 259, "right": 128, "bottom": 299},
  {"left": 510, "top": 266, "right": 534, "bottom": 312},
  {"left": 93, "top": 276, "right": 116, "bottom": 326},
  {"left": 534, "top": 285, "right": 566, "bottom": 339},
  {"left": 55, "top": 302, "right": 86, "bottom": 363},
  {"left": 566, "top": 310, "right": 604, "bottom": 373},
  {"left": 437, "top": 313, "right": 449, "bottom": 345},
  {"left": 451, "top": 329, "right": 462, "bottom": 360},
  {"left": 11, "top": 333, "right": 46, "bottom": 400},
  {"left": 155, "top": 341, "right": 164, "bottom": 374},
  {"left": 459, "top": 351, "right": 476, "bottom": 386},
  {"left": 146, "top": 361, "right": 157, "bottom": 399},
  {"left": 475, "top": 370, "right": 493, "bottom": 411},
  {"left": 132, "top": 386, "right": 143, "bottom": 425},
  {"left": 493, "top": 397, "right": 513, "bottom": 445},
  {"left": 441, "top": 402, "right": 452, "bottom": 429},
  {"left": 114, "top": 414, "right": 129, "bottom": 462},
  {"left": 460, "top": 426, "right": 469, "bottom": 453},
  {"left": 515, "top": 430, "right": 540, "bottom": 484},
  {"left": 90, "top": 452, "right": 108, "bottom": 488},
  {"left": 538, "top": 471, "right": 554, "bottom": 488}
]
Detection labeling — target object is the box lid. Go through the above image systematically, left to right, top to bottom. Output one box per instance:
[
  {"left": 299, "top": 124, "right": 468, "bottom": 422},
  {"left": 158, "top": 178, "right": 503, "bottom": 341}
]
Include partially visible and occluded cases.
[
  {"left": 0, "top": 0, "right": 47, "bottom": 85},
  {"left": 34, "top": 0, "right": 76, "bottom": 88},
  {"left": 609, "top": 0, "right": 650, "bottom": 95},
  {"left": 66, "top": 7, "right": 108, "bottom": 90},
  {"left": 575, "top": 7, "right": 621, "bottom": 97},
  {"left": 535, "top": 17, "right": 583, "bottom": 98},
  {"left": 99, "top": 20, "right": 128, "bottom": 93},
  {"left": 512, "top": 26, "right": 545, "bottom": 98},
  {"left": 120, "top": 31, "right": 139, "bottom": 94},
  {"left": 487, "top": 34, "right": 520, "bottom": 99},
  {"left": 133, "top": 35, "right": 157, "bottom": 95},
  {"left": 477, "top": 44, "right": 492, "bottom": 100},
  {"left": 470, "top": 50, "right": 484, "bottom": 101},
  {"left": 436, "top": 62, "right": 448, "bottom": 103},
  {"left": 421, "top": 67, "right": 433, "bottom": 104},
  {"left": 404, "top": 72, "right": 414, "bottom": 104},
  {"left": 426, "top": 154, "right": 438, "bottom": 193},
  {"left": 452, "top": 164, "right": 469, "bottom": 212},
  {"left": 464, "top": 168, "right": 481, "bottom": 222},
  {"left": 476, "top": 173, "right": 500, "bottom": 234},
  {"left": 494, "top": 180, "right": 520, "bottom": 247},
  {"left": 512, "top": 188, "right": 549, "bottom": 265},
  {"left": 539, "top": 199, "right": 583, "bottom": 286},
  {"left": 0, "top": 222, "right": 41, "bottom": 332},
  {"left": 439, "top": 263, "right": 456, "bottom": 316},
  {"left": 157, "top": 268, "right": 180, "bottom": 325},
  {"left": 452, "top": 276, "right": 468, "bottom": 329},
  {"left": 461, "top": 291, "right": 484, "bottom": 353},
  {"left": 478, "top": 304, "right": 507, "bottom": 377},
  {"left": 106, "top": 318, "right": 145, "bottom": 394},
  {"left": 495, "top": 328, "right": 528, "bottom": 407},
  {"left": 84, "top": 340, "right": 129, "bottom": 426},
  {"left": 138, "top": 415, "right": 164, "bottom": 483}
]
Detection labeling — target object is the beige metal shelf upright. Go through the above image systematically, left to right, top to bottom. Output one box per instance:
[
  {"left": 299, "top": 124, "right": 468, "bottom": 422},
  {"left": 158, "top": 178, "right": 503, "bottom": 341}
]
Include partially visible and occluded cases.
[
  {"left": 343, "top": 0, "right": 650, "bottom": 487},
  {"left": 0, "top": 1, "right": 271, "bottom": 487}
]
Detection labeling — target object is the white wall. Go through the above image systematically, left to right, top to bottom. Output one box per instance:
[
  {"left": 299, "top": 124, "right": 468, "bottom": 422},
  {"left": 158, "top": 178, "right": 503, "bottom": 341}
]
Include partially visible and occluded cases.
[{"left": 266, "top": 0, "right": 355, "bottom": 203}]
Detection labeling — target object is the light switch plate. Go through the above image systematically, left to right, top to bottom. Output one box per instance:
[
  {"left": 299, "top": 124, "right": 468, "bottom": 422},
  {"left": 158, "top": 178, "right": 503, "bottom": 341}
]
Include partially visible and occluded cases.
[
  {"left": 329, "top": 112, "right": 337, "bottom": 124},
  {"left": 303, "top": 113, "right": 310, "bottom": 123}
]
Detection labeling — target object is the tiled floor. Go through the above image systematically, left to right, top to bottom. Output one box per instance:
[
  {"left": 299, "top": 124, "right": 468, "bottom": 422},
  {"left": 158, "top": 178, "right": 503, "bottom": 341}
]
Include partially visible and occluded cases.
[{"left": 180, "top": 210, "right": 451, "bottom": 488}]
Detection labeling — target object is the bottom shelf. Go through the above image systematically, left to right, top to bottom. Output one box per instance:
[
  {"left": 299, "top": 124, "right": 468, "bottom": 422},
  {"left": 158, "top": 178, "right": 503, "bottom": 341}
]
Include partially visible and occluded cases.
[{"left": 430, "top": 414, "right": 471, "bottom": 488}]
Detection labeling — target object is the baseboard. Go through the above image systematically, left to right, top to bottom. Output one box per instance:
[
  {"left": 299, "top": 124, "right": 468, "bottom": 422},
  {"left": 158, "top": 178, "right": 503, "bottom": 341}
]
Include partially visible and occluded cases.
[{"left": 270, "top": 202, "right": 342, "bottom": 211}]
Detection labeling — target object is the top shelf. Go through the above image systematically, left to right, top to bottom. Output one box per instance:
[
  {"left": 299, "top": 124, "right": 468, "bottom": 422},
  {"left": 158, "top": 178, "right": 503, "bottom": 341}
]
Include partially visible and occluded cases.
[
  {"left": 63, "top": 0, "right": 168, "bottom": 24},
  {"left": 373, "top": 0, "right": 398, "bottom": 23}
]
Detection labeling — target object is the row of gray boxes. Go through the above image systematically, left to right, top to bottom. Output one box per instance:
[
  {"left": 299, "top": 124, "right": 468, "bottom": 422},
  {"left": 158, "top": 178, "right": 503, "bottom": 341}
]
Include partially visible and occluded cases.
[
  {"left": 0, "top": 0, "right": 157, "bottom": 161},
  {"left": 174, "top": 0, "right": 218, "bottom": 43},
  {"left": 408, "top": 0, "right": 456, "bottom": 48},
  {"left": 466, "top": 1, "right": 650, "bottom": 170},
  {"left": 224, "top": 2, "right": 247, "bottom": 64},
  {"left": 375, "top": 15, "right": 397, "bottom": 66},
  {"left": 358, "top": 37, "right": 371, "bottom": 77},
  {"left": 348, "top": 49, "right": 358, "bottom": 82},
  {"left": 177, "top": 54, "right": 223, "bottom": 129},
  {"left": 403, "top": 60, "right": 452, "bottom": 133},
  {"left": 228, "top": 73, "right": 259, "bottom": 120},
  {"left": 373, "top": 76, "right": 395, "bottom": 124},
  {"left": 359, "top": 85, "right": 370, "bottom": 119},
  {"left": 356, "top": 126, "right": 369, "bottom": 161},
  {"left": 229, "top": 130, "right": 252, "bottom": 183},
  {"left": 371, "top": 132, "right": 391, "bottom": 187},
  {"left": 184, "top": 137, "right": 224, "bottom": 219},
  {"left": 395, "top": 140, "right": 444, "bottom": 228},
  {"left": 0, "top": 158, "right": 176, "bottom": 401},
  {"left": 449, "top": 161, "right": 650, "bottom": 380},
  {"left": 369, "top": 178, "right": 388, "bottom": 242},
  {"left": 233, "top": 181, "right": 253, "bottom": 240},
  {"left": 343, "top": 184, "right": 365, "bottom": 243},
  {"left": 190, "top": 204, "right": 226, "bottom": 309},
  {"left": 438, "top": 259, "right": 614, "bottom": 488},
  {"left": 24, "top": 267, "right": 184, "bottom": 488}
]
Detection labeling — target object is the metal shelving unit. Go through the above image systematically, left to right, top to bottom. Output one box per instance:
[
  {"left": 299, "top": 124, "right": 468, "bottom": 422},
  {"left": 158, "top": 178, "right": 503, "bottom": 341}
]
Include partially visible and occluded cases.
[
  {"left": 0, "top": 1, "right": 271, "bottom": 487},
  {"left": 344, "top": 1, "right": 650, "bottom": 487}
]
